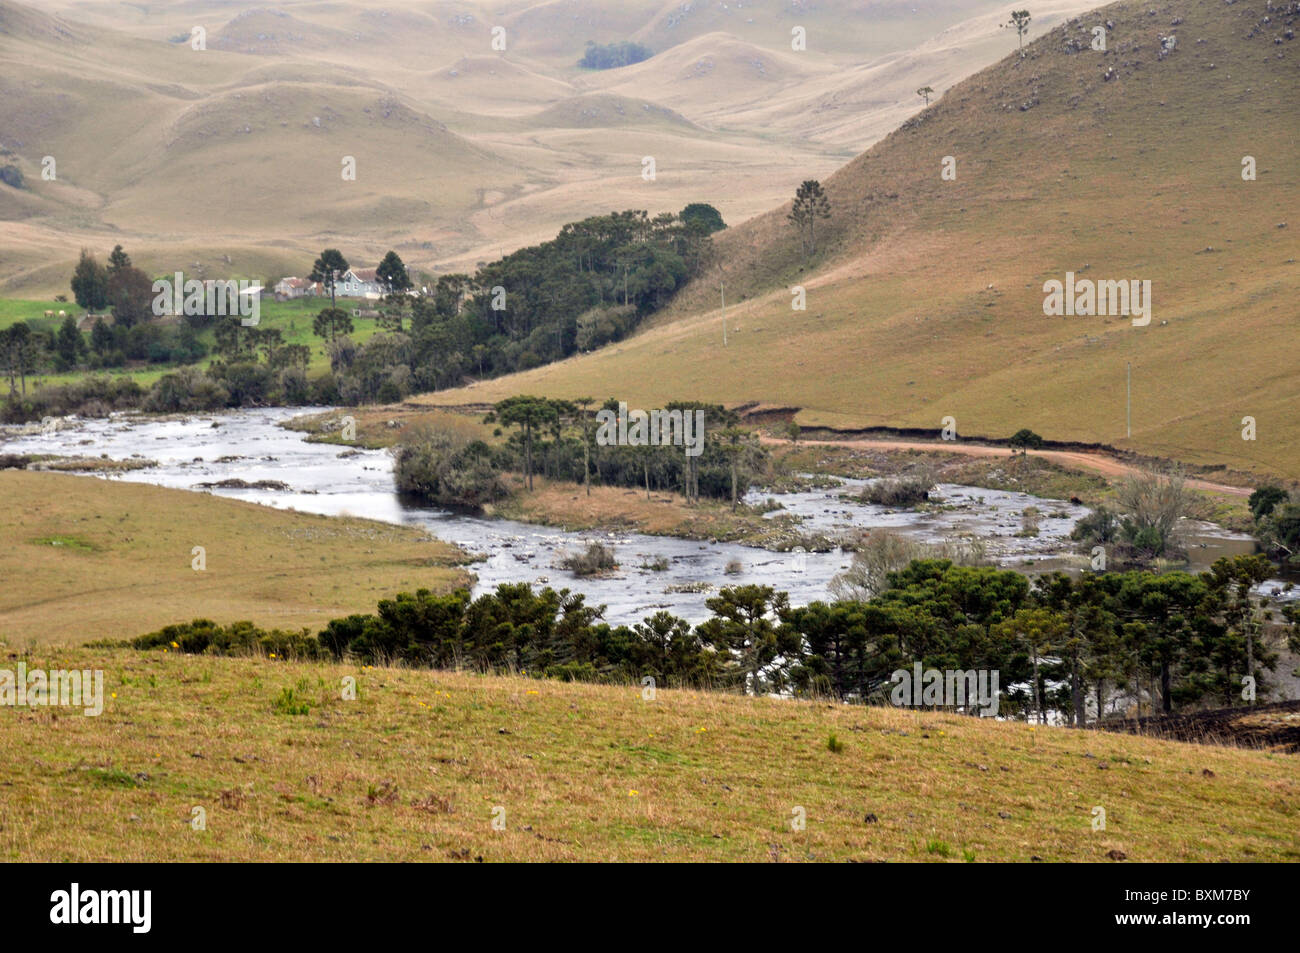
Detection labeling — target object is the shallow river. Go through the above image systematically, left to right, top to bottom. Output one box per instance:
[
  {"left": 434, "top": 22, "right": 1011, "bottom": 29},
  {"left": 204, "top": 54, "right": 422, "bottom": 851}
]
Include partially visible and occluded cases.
[{"left": 2, "top": 407, "right": 1280, "bottom": 624}]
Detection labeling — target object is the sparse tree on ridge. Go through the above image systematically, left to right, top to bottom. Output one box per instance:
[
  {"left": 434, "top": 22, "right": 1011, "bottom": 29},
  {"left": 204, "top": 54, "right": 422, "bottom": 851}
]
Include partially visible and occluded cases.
[
  {"left": 1006, "top": 10, "right": 1031, "bottom": 52},
  {"left": 917, "top": 85, "right": 934, "bottom": 105},
  {"left": 788, "top": 179, "right": 832, "bottom": 259}
]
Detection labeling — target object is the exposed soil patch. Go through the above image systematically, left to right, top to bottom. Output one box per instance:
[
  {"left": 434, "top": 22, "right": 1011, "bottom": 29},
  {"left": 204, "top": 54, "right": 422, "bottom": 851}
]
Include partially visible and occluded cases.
[{"left": 1100, "top": 700, "right": 1300, "bottom": 754}]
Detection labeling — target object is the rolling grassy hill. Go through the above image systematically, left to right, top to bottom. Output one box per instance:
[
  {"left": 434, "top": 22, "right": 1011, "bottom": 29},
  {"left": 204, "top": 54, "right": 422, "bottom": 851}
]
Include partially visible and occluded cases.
[
  {"left": 0, "top": 0, "right": 1097, "bottom": 292},
  {"left": 421, "top": 0, "right": 1300, "bottom": 479},
  {"left": 0, "top": 471, "right": 470, "bottom": 645},
  {"left": 1, "top": 645, "right": 1295, "bottom": 861}
]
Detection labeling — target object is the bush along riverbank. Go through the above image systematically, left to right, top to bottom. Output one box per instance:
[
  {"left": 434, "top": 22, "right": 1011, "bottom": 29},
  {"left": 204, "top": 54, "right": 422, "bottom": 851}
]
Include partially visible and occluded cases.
[{"left": 111, "top": 554, "right": 1297, "bottom": 726}]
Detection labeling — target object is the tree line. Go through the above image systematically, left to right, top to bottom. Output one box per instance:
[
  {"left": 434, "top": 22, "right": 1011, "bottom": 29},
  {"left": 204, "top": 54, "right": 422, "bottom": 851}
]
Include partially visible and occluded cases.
[
  {"left": 393, "top": 395, "right": 766, "bottom": 508},
  {"left": 125, "top": 553, "right": 1293, "bottom": 723}
]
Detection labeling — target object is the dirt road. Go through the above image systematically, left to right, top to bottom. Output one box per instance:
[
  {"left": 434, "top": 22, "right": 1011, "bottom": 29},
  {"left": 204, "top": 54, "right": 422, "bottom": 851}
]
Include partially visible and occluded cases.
[{"left": 762, "top": 436, "right": 1252, "bottom": 498}]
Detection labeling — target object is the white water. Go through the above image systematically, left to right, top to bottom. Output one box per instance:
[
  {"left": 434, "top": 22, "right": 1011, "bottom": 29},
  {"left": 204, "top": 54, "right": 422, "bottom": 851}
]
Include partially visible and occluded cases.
[{"left": 1, "top": 407, "right": 1283, "bottom": 624}]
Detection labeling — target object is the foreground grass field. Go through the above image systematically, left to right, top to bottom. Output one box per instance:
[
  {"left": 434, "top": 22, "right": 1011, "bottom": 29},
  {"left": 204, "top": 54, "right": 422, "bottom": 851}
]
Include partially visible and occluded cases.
[
  {"left": 0, "top": 471, "right": 470, "bottom": 646},
  {"left": 0, "top": 647, "right": 1295, "bottom": 862}
]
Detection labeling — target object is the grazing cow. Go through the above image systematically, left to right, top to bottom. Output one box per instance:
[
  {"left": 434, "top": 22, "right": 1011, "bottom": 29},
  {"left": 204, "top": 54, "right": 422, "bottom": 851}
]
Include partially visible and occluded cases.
[
  {"left": 44, "top": 310, "right": 53, "bottom": 318},
  {"left": 58, "top": 310, "right": 66, "bottom": 317}
]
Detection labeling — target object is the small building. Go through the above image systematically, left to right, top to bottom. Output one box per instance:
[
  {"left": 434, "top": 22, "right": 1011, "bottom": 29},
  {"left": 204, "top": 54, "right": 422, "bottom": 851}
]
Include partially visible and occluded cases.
[
  {"left": 338, "top": 267, "right": 383, "bottom": 299},
  {"left": 273, "top": 277, "right": 319, "bottom": 301}
]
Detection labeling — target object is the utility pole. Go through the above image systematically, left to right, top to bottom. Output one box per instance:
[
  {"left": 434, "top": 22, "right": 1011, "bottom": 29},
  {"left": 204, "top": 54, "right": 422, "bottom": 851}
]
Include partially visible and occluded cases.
[
  {"left": 721, "top": 280, "right": 727, "bottom": 347},
  {"left": 1126, "top": 362, "right": 1132, "bottom": 438}
]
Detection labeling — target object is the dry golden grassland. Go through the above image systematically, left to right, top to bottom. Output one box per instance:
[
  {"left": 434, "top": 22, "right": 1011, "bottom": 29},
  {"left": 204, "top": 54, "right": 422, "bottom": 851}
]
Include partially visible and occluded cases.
[
  {"left": 2, "top": 0, "right": 1090, "bottom": 293},
  {"left": 420, "top": 0, "right": 1300, "bottom": 479},
  {"left": 0, "top": 471, "right": 470, "bottom": 646},
  {"left": 488, "top": 476, "right": 805, "bottom": 547},
  {"left": 0, "top": 647, "right": 1295, "bottom": 862}
]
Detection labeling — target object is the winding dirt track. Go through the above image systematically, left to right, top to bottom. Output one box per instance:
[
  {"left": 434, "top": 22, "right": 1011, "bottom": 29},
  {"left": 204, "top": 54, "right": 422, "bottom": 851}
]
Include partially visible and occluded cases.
[{"left": 760, "top": 436, "right": 1252, "bottom": 498}]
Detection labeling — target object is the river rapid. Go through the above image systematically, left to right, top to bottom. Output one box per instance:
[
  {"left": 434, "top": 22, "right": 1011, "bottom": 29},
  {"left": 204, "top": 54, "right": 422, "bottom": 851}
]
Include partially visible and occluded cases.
[{"left": 2, "top": 407, "right": 1280, "bottom": 625}]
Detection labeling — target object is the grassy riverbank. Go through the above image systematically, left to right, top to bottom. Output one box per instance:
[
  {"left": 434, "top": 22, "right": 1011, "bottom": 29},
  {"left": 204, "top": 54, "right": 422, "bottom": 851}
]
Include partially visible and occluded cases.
[
  {"left": 0, "top": 471, "right": 471, "bottom": 646},
  {"left": 488, "top": 476, "right": 816, "bottom": 550}
]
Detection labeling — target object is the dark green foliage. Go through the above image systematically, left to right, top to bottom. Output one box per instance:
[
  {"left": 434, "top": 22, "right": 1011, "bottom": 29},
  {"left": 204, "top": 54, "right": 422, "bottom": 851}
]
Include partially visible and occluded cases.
[
  {"left": 578, "top": 41, "right": 653, "bottom": 69},
  {"left": 788, "top": 179, "right": 831, "bottom": 257},
  {"left": 680, "top": 203, "right": 726, "bottom": 234},
  {"left": 394, "top": 209, "right": 709, "bottom": 393},
  {"left": 107, "top": 244, "right": 131, "bottom": 274},
  {"left": 309, "top": 248, "right": 349, "bottom": 309},
  {"left": 70, "top": 249, "right": 109, "bottom": 311},
  {"left": 376, "top": 250, "right": 412, "bottom": 300},
  {"left": 312, "top": 307, "right": 353, "bottom": 343},
  {"left": 55, "top": 316, "right": 87, "bottom": 369},
  {"left": 90, "top": 318, "right": 113, "bottom": 355},
  {"left": 0, "top": 321, "right": 38, "bottom": 396},
  {"left": 0, "top": 373, "right": 146, "bottom": 423},
  {"left": 487, "top": 395, "right": 559, "bottom": 491},
  {"left": 1008, "top": 428, "right": 1044, "bottom": 451},
  {"left": 392, "top": 432, "right": 509, "bottom": 507},
  {"left": 1249, "top": 485, "right": 1289, "bottom": 521},
  {"left": 1258, "top": 502, "right": 1300, "bottom": 565},
  {"left": 1071, "top": 505, "right": 1121, "bottom": 545},
  {"left": 123, "top": 554, "right": 1283, "bottom": 720},
  {"left": 131, "top": 619, "right": 323, "bottom": 659}
]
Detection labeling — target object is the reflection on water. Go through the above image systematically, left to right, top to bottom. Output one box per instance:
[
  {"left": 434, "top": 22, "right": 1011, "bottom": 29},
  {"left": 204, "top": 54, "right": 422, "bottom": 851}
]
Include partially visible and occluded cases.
[{"left": 2, "top": 408, "right": 1289, "bottom": 624}]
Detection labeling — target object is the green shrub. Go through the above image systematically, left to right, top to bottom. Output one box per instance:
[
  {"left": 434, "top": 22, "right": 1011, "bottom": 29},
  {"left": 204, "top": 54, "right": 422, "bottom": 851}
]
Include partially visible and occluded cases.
[
  {"left": 1008, "top": 428, "right": 1044, "bottom": 451},
  {"left": 394, "top": 432, "right": 509, "bottom": 508},
  {"left": 1249, "top": 485, "right": 1289, "bottom": 521},
  {"left": 131, "top": 619, "right": 322, "bottom": 658},
  {"left": 272, "top": 686, "right": 311, "bottom": 716}
]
